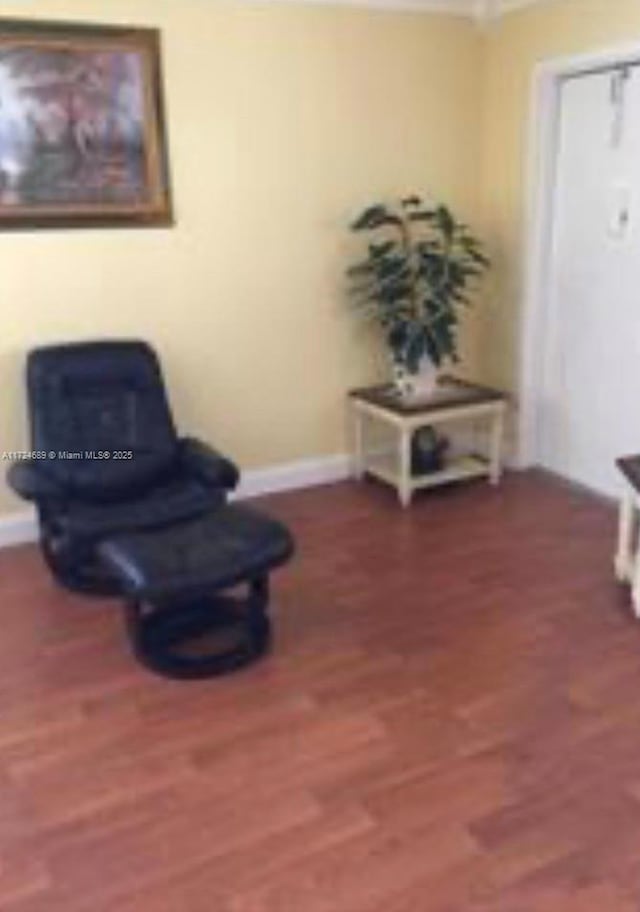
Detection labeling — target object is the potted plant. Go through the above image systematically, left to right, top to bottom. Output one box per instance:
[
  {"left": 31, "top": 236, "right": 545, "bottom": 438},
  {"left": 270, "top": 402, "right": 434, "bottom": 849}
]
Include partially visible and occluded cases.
[{"left": 347, "top": 195, "right": 489, "bottom": 400}]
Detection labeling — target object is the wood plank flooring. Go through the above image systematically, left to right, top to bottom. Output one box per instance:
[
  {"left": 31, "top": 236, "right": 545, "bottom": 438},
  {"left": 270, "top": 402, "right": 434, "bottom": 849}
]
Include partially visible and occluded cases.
[{"left": 0, "top": 471, "right": 639, "bottom": 911}]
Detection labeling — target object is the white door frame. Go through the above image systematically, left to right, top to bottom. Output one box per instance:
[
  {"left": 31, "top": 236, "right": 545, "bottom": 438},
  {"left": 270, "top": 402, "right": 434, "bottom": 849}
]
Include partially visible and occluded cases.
[{"left": 518, "top": 41, "right": 640, "bottom": 467}]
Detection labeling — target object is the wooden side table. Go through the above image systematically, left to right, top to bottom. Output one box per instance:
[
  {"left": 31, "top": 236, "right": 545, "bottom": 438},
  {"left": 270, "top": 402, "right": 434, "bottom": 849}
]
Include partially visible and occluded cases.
[
  {"left": 349, "top": 376, "right": 508, "bottom": 507},
  {"left": 614, "top": 455, "right": 640, "bottom": 618}
]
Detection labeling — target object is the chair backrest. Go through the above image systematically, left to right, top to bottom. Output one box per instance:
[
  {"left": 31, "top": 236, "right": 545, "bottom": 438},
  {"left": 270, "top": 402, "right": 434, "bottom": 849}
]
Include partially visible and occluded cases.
[{"left": 27, "top": 340, "right": 179, "bottom": 501}]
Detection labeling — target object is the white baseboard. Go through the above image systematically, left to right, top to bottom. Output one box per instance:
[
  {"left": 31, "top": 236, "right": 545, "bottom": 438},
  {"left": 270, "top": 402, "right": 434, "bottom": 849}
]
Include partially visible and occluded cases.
[
  {"left": 0, "top": 453, "right": 353, "bottom": 550},
  {"left": 235, "top": 453, "right": 352, "bottom": 500},
  {"left": 0, "top": 508, "right": 37, "bottom": 548}
]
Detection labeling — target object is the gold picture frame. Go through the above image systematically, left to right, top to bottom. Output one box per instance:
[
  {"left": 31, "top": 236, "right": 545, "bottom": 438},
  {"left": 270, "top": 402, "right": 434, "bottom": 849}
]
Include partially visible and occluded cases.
[{"left": 0, "top": 19, "right": 173, "bottom": 229}]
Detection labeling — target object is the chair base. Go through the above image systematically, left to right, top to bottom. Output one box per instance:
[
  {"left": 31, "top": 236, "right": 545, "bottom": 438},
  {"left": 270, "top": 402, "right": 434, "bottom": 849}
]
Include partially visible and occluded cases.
[
  {"left": 40, "top": 511, "right": 122, "bottom": 597},
  {"left": 125, "top": 579, "right": 271, "bottom": 679}
]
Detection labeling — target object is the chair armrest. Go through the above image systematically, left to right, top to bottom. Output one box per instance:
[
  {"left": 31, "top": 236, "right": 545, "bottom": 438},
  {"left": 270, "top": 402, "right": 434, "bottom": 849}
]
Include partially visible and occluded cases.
[
  {"left": 178, "top": 437, "right": 239, "bottom": 491},
  {"left": 7, "top": 460, "right": 65, "bottom": 503}
]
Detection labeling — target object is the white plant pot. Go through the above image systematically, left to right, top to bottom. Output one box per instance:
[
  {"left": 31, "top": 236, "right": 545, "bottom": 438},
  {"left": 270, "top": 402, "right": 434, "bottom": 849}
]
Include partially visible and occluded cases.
[{"left": 392, "top": 355, "right": 439, "bottom": 401}]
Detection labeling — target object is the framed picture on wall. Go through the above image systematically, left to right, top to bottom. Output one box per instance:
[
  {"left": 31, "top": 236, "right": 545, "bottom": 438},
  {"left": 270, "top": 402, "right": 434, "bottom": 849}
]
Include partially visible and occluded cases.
[{"left": 0, "top": 19, "right": 173, "bottom": 229}]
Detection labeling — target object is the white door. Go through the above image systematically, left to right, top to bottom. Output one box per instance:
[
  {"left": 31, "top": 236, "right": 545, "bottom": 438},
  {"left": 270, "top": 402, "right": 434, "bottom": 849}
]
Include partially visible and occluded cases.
[{"left": 540, "top": 65, "right": 640, "bottom": 498}]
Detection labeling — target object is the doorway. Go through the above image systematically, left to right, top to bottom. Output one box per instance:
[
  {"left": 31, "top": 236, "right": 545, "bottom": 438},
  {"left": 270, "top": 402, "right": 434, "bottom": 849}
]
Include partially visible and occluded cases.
[{"left": 520, "top": 44, "right": 640, "bottom": 499}]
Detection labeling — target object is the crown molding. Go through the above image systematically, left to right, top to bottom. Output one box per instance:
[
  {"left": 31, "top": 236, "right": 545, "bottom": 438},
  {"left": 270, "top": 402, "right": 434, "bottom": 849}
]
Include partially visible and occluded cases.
[
  {"left": 240, "top": 0, "right": 549, "bottom": 19},
  {"left": 244, "top": 0, "right": 478, "bottom": 13},
  {"left": 472, "top": 0, "right": 492, "bottom": 20},
  {"left": 487, "top": 0, "right": 547, "bottom": 18}
]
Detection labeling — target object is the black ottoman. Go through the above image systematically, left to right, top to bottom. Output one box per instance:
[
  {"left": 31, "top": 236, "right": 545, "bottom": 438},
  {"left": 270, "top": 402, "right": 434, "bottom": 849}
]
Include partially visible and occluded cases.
[{"left": 98, "top": 504, "right": 294, "bottom": 679}]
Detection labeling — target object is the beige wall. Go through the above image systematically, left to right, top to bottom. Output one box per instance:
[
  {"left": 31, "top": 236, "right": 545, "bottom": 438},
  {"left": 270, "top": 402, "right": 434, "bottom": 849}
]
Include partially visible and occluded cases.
[
  {"left": 0, "top": 0, "right": 483, "bottom": 513},
  {"left": 6, "top": 0, "right": 630, "bottom": 518},
  {"left": 480, "top": 0, "right": 640, "bottom": 390}
]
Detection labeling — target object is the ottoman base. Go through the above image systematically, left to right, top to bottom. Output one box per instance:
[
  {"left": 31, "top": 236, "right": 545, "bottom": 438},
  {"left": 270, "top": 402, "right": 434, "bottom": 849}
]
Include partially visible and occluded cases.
[
  {"left": 99, "top": 504, "right": 294, "bottom": 680},
  {"left": 126, "top": 578, "right": 271, "bottom": 680}
]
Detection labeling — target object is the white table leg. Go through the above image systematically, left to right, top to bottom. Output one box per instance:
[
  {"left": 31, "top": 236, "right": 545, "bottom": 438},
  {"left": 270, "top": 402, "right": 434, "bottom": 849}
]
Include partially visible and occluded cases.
[
  {"left": 353, "top": 408, "right": 365, "bottom": 481},
  {"left": 489, "top": 408, "right": 505, "bottom": 486},
  {"left": 398, "top": 427, "right": 412, "bottom": 508},
  {"left": 614, "top": 488, "right": 635, "bottom": 582},
  {"left": 631, "top": 546, "right": 640, "bottom": 620}
]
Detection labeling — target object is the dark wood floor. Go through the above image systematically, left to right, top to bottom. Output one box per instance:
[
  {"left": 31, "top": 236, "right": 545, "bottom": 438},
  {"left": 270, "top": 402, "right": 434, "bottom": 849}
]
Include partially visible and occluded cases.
[{"left": 1, "top": 471, "right": 640, "bottom": 911}]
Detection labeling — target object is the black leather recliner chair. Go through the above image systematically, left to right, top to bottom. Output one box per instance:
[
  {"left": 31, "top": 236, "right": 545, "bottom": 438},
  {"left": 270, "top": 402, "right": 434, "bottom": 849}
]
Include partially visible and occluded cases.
[
  {"left": 8, "top": 340, "right": 294, "bottom": 679},
  {"left": 9, "top": 340, "right": 239, "bottom": 594}
]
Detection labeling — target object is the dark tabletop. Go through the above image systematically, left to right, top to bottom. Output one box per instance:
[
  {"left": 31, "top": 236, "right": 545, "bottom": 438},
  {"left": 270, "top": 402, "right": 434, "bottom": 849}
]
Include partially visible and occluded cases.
[
  {"left": 349, "top": 375, "right": 508, "bottom": 417},
  {"left": 617, "top": 455, "right": 640, "bottom": 493}
]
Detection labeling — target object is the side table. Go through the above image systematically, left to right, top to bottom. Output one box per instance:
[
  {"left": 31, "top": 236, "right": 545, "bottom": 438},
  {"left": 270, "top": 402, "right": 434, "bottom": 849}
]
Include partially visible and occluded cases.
[
  {"left": 349, "top": 376, "right": 508, "bottom": 507},
  {"left": 615, "top": 455, "right": 640, "bottom": 618}
]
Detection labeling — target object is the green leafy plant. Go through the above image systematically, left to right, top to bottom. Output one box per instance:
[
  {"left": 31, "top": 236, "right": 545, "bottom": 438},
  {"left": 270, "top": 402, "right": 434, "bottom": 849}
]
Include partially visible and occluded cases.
[{"left": 347, "top": 196, "right": 489, "bottom": 374}]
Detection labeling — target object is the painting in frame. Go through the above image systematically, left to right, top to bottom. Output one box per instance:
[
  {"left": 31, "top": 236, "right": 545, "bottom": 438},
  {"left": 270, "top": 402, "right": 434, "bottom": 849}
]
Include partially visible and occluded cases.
[{"left": 0, "top": 19, "right": 173, "bottom": 229}]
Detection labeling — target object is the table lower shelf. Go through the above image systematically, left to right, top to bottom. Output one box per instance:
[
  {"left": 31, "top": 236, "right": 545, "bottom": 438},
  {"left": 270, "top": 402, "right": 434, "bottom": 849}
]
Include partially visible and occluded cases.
[{"left": 365, "top": 452, "right": 491, "bottom": 491}]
